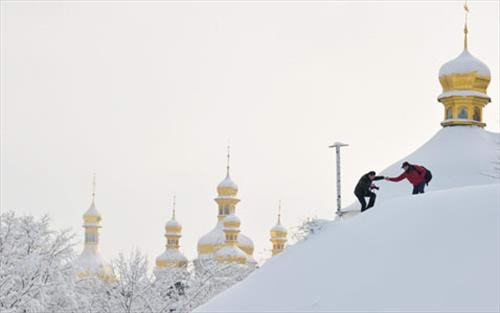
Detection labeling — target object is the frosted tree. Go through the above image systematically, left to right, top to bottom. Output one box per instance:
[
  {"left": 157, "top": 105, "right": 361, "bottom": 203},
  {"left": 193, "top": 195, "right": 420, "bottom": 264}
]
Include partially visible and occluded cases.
[
  {"left": 0, "top": 211, "right": 82, "bottom": 313},
  {"left": 290, "top": 217, "right": 329, "bottom": 243},
  {"left": 100, "top": 249, "right": 156, "bottom": 313},
  {"left": 176, "top": 259, "right": 253, "bottom": 311},
  {"left": 150, "top": 268, "right": 190, "bottom": 313}
]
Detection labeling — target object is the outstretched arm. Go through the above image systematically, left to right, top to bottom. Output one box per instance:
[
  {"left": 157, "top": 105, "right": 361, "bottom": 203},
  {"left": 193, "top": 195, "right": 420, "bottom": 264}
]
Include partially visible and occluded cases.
[
  {"left": 386, "top": 173, "right": 406, "bottom": 182},
  {"left": 372, "top": 176, "right": 385, "bottom": 181}
]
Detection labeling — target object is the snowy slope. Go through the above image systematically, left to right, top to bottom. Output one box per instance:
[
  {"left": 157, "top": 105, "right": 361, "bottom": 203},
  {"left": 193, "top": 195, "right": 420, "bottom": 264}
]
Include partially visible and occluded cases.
[
  {"left": 367, "top": 126, "right": 498, "bottom": 202},
  {"left": 196, "top": 127, "right": 500, "bottom": 312},
  {"left": 197, "top": 184, "right": 500, "bottom": 312}
]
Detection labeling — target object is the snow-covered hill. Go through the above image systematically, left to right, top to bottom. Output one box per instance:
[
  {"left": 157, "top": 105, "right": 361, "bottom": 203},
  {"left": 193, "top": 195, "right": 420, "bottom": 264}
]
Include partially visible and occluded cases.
[
  {"left": 374, "top": 126, "right": 498, "bottom": 201},
  {"left": 196, "top": 127, "right": 500, "bottom": 312}
]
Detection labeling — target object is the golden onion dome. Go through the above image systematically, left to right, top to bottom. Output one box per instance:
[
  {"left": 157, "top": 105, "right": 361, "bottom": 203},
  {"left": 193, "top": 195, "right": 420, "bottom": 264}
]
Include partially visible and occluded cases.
[
  {"left": 438, "top": 49, "right": 491, "bottom": 99},
  {"left": 439, "top": 49, "right": 490, "bottom": 78},
  {"left": 217, "top": 174, "right": 238, "bottom": 196},
  {"left": 83, "top": 200, "right": 102, "bottom": 224},
  {"left": 223, "top": 213, "right": 241, "bottom": 228},
  {"left": 165, "top": 218, "right": 182, "bottom": 234},
  {"left": 197, "top": 222, "right": 254, "bottom": 256},
  {"left": 270, "top": 222, "right": 287, "bottom": 238},
  {"left": 215, "top": 245, "right": 247, "bottom": 264},
  {"left": 155, "top": 250, "right": 187, "bottom": 269}
]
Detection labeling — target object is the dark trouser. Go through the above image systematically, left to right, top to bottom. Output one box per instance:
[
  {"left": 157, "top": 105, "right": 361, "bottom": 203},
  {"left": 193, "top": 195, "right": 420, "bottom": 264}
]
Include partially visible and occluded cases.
[
  {"left": 412, "top": 182, "right": 426, "bottom": 195},
  {"left": 355, "top": 191, "right": 376, "bottom": 212}
]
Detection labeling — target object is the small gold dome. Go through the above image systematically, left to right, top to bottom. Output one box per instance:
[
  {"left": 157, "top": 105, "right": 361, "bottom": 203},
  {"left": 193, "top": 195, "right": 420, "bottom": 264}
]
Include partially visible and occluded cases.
[
  {"left": 217, "top": 174, "right": 238, "bottom": 196},
  {"left": 223, "top": 214, "right": 241, "bottom": 228}
]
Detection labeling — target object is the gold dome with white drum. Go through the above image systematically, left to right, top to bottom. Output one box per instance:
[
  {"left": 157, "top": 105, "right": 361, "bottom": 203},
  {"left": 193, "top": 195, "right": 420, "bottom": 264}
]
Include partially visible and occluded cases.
[
  {"left": 438, "top": 3, "right": 491, "bottom": 128},
  {"left": 196, "top": 148, "right": 255, "bottom": 266},
  {"left": 74, "top": 175, "right": 114, "bottom": 282},
  {"left": 154, "top": 196, "right": 188, "bottom": 274},
  {"left": 270, "top": 201, "right": 288, "bottom": 256}
]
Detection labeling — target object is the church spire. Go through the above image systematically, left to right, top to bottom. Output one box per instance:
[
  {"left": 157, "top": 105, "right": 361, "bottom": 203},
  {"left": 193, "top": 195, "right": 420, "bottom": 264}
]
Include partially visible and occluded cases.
[
  {"left": 437, "top": 1, "right": 491, "bottom": 128},
  {"left": 463, "top": 1, "right": 469, "bottom": 50},
  {"left": 226, "top": 145, "right": 231, "bottom": 177},
  {"left": 91, "top": 172, "right": 96, "bottom": 204},
  {"left": 75, "top": 175, "right": 113, "bottom": 282},
  {"left": 172, "top": 194, "right": 176, "bottom": 220},
  {"left": 155, "top": 195, "right": 187, "bottom": 272},
  {"left": 270, "top": 201, "right": 287, "bottom": 256}
]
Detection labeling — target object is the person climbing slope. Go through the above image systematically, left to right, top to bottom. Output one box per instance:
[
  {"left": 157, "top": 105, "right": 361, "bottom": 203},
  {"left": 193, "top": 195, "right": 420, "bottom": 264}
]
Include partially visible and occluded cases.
[
  {"left": 385, "top": 161, "right": 432, "bottom": 195},
  {"left": 354, "top": 171, "right": 385, "bottom": 212}
]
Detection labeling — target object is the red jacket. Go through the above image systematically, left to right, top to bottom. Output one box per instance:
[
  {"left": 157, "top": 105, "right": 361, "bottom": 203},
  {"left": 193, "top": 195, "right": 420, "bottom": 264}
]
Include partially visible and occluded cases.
[{"left": 388, "top": 165, "right": 426, "bottom": 186}]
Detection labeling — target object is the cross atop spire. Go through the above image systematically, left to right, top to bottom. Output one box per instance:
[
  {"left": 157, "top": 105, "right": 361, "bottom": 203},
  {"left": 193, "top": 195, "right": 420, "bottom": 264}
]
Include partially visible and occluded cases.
[
  {"left": 464, "top": 1, "right": 470, "bottom": 49},
  {"left": 226, "top": 145, "right": 231, "bottom": 176},
  {"left": 91, "top": 173, "right": 96, "bottom": 202},
  {"left": 172, "top": 194, "right": 177, "bottom": 219},
  {"left": 277, "top": 200, "right": 282, "bottom": 225}
]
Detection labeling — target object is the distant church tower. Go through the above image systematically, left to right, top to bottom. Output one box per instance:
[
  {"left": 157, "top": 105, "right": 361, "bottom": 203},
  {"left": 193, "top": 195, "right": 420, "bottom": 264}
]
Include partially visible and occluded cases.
[
  {"left": 438, "top": 3, "right": 491, "bottom": 127},
  {"left": 197, "top": 147, "right": 256, "bottom": 267},
  {"left": 74, "top": 175, "right": 113, "bottom": 281},
  {"left": 154, "top": 196, "right": 188, "bottom": 274},
  {"left": 270, "top": 201, "right": 287, "bottom": 256}
]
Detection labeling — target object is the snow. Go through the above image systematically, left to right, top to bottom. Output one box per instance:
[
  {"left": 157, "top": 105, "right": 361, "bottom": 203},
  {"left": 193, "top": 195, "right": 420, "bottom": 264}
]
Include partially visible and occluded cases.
[
  {"left": 439, "top": 49, "right": 491, "bottom": 77},
  {"left": 438, "top": 90, "right": 489, "bottom": 99},
  {"left": 196, "top": 126, "right": 500, "bottom": 312},
  {"left": 374, "top": 126, "right": 498, "bottom": 201},
  {"left": 217, "top": 174, "right": 238, "bottom": 190},
  {"left": 83, "top": 200, "right": 101, "bottom": 217},
  {"left": 224, "top": 214, "right": 240, "bottom": 224},
  {"left": 165, "top": 218, "right": 181, "bottom": 229},
  {"left": 198, "top": 220, "right": 254, "bottom": 249},
  {"left": 271, "top": 223, "right": 287, "bottom": 233},
  {"left": 215, "top": 246, "right": 247, "bottom": 258},
  {"left": 75, "top": 247, "right": 111, "bottom": 274},
  {"left": 156, "top": 249, "right": 188, "bottom": 262}
]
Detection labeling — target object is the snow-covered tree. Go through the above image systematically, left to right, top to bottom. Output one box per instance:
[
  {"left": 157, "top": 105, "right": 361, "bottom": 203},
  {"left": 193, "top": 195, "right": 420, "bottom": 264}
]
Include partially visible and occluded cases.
[
  {"left": 0, "top": 211, "right": 81, "bottom": 313},
  {"left": 0, "top": 211, "right": 255, "bottom": 312},
  {"left": 290, "top": 217, "right": 329, "bottom": 243},
  {"left": 99, "top": 249, "right": 155, "bottom": 313},
  {"left": 177, "top": 259, "right": 253, "bottom": 311}
]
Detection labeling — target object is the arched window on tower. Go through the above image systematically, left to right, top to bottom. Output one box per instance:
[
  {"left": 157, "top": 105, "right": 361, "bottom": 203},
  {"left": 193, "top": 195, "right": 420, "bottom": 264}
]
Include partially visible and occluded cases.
[
  {"left": 446, "top": 106, "right": 453, "bottom": 119},
  {"left": 458, "top": 107, "right": 468, "bottom": 119},
  {"left": 473, "top": 107, "right": 481, "bottom": 122},
  {"left": 223, "top": 205, "right": 230, "bottom": 215}
]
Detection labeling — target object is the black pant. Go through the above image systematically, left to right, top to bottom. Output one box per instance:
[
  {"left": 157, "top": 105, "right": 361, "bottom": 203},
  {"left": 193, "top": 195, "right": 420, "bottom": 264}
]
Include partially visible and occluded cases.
[
  {"left": 412, "top": 182, "right": 426, "bottom": 195},
  {"left": 355, "top": 191, "right": 376, "bottom": 212}
]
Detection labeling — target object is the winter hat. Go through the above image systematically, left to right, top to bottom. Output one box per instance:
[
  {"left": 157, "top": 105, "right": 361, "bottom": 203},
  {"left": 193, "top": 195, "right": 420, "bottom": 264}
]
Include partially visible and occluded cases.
[
  {"left": 401, "top": 161, "right": 410, "bottom": 168},
  {"left": 368, "top": 171, "right": 376, "bottom": 176}
]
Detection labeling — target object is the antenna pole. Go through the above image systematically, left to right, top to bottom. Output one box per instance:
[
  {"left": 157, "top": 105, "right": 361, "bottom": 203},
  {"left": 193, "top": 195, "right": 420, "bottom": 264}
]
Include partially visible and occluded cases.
[{"left": 329, "top": 142, "right": 349, "bottom": 218}]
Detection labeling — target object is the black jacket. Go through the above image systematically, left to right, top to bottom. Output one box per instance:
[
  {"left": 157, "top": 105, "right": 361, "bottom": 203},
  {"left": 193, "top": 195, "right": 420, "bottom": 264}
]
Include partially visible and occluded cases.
[{"left": 354, "top": 173, "right": 384, "bottom": 196}]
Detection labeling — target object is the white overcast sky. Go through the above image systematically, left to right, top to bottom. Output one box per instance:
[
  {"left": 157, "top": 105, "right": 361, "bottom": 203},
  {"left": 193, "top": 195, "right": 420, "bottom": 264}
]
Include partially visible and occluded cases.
[{"left": 1, "top": 1, "right": 499, "bottom": 263}]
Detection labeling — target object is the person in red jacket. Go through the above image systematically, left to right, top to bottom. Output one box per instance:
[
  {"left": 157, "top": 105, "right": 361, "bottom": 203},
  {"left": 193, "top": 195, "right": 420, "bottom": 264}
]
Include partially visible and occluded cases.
[{"left": 385, "top": 161, "right": 427, "bottom": 195}]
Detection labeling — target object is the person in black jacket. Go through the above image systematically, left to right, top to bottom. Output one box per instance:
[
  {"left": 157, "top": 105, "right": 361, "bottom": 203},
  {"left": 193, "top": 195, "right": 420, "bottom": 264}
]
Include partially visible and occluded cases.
[{"left": 354, "top": 171, "right": 385, "bottom": 212}]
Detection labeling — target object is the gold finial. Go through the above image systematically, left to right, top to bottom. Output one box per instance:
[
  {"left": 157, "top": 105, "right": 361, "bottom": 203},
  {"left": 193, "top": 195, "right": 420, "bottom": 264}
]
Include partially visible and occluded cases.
[
  {"left": 464, "top": 1, "right": 470, "bottom": 50},
  {"left": 226, "top": 145, "right": 231, "bottom": 176},
  {"left": 91, "top": 173, "right": 96, "bottom": 202},
  {"left": 172, "top": 194, "right": 176, "bottom": 219},
  {"left": 277, "top": 200, "right": 282, "bottom": 224}
]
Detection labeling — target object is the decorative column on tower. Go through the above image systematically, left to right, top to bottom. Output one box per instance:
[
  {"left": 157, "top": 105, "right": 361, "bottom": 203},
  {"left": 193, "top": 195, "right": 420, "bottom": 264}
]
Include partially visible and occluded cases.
[
  {"left": 438, "top": 2, "right": 491, "bottom": 128},
  {"left": 74, "top": 175, "right": 114, "bottom": 281},
  {"left": 155, "top": 196, "right": 188, "bottom": 275},
  {"left": 270, "top": 201, "right": 288, "bottom": 256},
  {"left": 215, "top": 213, "right": 248, "bottom": 264}
]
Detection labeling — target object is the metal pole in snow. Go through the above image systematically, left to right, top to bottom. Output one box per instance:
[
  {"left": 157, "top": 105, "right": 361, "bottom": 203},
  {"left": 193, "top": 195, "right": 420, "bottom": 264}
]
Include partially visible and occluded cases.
[{"left": 329, "top": 142, "right": 349, "bottom": 217}]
